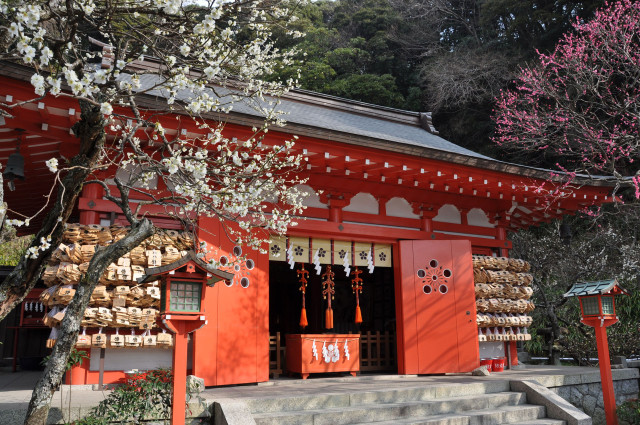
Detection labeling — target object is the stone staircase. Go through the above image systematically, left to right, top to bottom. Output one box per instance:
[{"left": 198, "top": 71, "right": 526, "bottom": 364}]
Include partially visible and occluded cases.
[{"left": 246, "top": 381, "right": 568, "bottom": 425}]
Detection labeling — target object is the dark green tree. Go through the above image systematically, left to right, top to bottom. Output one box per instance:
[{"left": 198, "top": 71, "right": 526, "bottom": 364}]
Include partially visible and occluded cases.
[{"left": 272, "top": 0, "right": 422, "bottom": 109}]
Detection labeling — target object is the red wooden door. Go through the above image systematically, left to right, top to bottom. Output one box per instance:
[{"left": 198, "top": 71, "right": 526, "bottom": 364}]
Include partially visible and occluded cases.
[
  {"left": 193, "top": 217, "right": 270, "bottom": 386},
  {"left": 395, "top": 240, "right": 478, "bottom": 374}
]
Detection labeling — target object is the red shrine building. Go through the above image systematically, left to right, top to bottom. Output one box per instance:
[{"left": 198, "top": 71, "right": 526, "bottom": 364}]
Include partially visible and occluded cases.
[{"left": 0, "top": 61, "right": 612, "bottom": 386}]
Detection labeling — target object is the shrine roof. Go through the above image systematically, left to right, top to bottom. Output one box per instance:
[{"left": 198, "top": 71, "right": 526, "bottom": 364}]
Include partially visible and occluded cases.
[
  {"left": 0, "top": 61, "right": 617, "bottom": 233},
  {"left": 131, "top": 73, "right": 612, "bottom": 183},
  {"left": 132, "top": 74, "right": 486, "bottom": 158},
  {"left": 231, "top": 89, "right": 490, "bottom": 161}
]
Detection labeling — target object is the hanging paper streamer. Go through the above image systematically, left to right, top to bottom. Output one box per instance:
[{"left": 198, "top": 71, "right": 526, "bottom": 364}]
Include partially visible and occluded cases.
[
  {"left": 287, "top": 243, "right": 295, "bottom": 269},
  {"left": 367, "top": 248, "right": 374, "bottom": 274},
  {"left": 313, "top": 249, "right": 322, "bottom": 275},
  {"left": 343, "top": 249, "right": 351, "bottom": 277},
  {"left": 296, "top": 264, "right": 309, "bottom": 328},
  {"left": 322, "top": 265, "right": 335, "bottom": 329},
  {"left": 351, "top": 267, "right": 364, "bottom": 324},
  {"left": 344, "top": 339, "right": 350, "bottom": 360},
  {"left": 312, "top": 340, "right": 318, "bottom": 360},
  {"left": 322, "top": 340, "right": 329, "bottom": 362},
  {"left": 330, "top": 340, "right": 340, "bottom": 363}
]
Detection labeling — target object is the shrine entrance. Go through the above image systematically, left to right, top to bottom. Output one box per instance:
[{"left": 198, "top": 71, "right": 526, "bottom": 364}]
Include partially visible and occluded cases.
[
  {"left": 267, "top": 237, "right": 480, "bottom": 379},
  {"left": 269, "top": 260, "right": 397, "bottom": 376}
]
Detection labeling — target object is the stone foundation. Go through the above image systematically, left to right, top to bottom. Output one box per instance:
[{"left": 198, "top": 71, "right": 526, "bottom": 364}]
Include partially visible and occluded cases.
[{"left": 538, "top": 368, "right": 639, "bottom": 425}]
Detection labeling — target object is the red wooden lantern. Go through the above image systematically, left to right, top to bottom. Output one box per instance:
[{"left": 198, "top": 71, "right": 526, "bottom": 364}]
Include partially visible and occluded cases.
[
  {"left": 139, "top": 251, "right": 232, "bottom": 425},
  {"left": 564, "top": 279, "right": 628, "bottom": 425}
]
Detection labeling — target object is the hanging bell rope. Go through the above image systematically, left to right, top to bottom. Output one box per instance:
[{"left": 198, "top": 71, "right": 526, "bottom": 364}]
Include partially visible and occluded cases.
[
  {"left": 296, "top": 264, "right": 309, "bottom": 328},
  {"left": 321, "top": 265, "right": 335, "bottom": 329},
  {"left": 351, "top": 267, "right": 363, "bottom": 324}
]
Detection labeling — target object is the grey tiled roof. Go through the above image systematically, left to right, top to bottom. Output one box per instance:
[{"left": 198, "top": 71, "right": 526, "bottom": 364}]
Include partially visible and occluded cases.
[
  {"left": 133, "top": 74, "right": 491, "bottom": 160},
  {"left": 255, "top": 96, "right": 491, "bottom": 160},
  {"left": 563, "top": 279, "right": 619, "bottom": 297}
]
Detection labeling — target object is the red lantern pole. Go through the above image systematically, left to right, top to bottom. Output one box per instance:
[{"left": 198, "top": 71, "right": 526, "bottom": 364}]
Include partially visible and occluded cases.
[
  {"left": 580, "top": 311, "right": 620, "bottom": 425},
  {"left": 163, "top": 315, "right": 207, "bottom": 425},
  {"left": 171, "top": 323, "right": 188, "bottom": 425},
  {"left": 593, "top": 324, "right": 618, "bottom": 425}
]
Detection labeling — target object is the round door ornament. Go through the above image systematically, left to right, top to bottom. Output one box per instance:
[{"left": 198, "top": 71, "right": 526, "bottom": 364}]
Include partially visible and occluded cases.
[{"left": 418, "top": 258, "right": 452, "bottom": 295}]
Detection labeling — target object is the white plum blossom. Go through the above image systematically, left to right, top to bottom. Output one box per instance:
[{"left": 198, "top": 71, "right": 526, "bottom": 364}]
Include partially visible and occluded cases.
[
  {"left": 1, "top": 0, "right": 308, "bottom": 269},
  {"left": 8, "top": 22, "right": 22, "bottom": 38},
  {"left": 23, "top": 45, "right": 36, "bottom": 63},
  {"left": 39, "top": 46, "right": 53, "bottom": 66},
  {"left": 204, "top": 66, "right": 220, "bottom": 80},
  {"left": 93, "top": 69, "right": 107, "bottom": 84},
  {"left": 30, "top": 74, "right": 45, "bottom": 95},
  {"left": 47, "top": 77, "right": 61, "bottom": 95},
  {"left": 100, "top": 102, "right": 113, "bottom": 116},
  {"left": 45, "top": 158, "right": 58, "bottom": 173}
]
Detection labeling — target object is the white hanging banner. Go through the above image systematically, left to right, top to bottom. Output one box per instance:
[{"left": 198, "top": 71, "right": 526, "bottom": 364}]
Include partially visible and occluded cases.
[
  {"left": 268, "top": 236, "right": 286, "bottom": 262},
  {"left": 289, "top": 237, "right": 310, "bottom": 263},
  {"left": 268, "top": 238, "right": 392, "bottom": 267},
  {"left": 311, "top": 238, "right": 332, "bottom": 264},
  {"left": 333, "top": 240, "right": 352, "bottom": 266},
  {"left": 354, "top": 242, "right": 372, "bottom": 267}
]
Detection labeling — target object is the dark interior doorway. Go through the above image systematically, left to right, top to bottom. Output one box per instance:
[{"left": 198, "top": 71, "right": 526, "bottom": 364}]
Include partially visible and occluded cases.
[{"left": 269, "top": 262, "right": 396, "bottom": 335}]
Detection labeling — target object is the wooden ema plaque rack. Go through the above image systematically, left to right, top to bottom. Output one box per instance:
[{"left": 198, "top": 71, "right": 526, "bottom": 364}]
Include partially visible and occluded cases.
[{"left": 286, "top": 334, "right": 360, "bottom": 380}]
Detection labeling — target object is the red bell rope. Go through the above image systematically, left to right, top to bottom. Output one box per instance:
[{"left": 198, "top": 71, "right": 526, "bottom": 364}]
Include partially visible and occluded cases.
[
  {"left": 296, "top": 264, "right": 309, "bottom": 328},
  {"left": 322, "top": 265, "right": 335, "bottom": 329},
  {"left": 351, "top": 267, "right": 363, "bottom": 324}
]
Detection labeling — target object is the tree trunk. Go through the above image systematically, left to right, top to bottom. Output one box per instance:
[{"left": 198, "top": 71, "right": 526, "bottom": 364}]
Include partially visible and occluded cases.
[
  {"left": 0, "top": 100, "right": 107, "bottom": 321},
  {"left": 24, "top": 219, "right": 155, "bottom": 425},
  {"left": 546, "top": 306, "right": 563, "bottom": 366}
]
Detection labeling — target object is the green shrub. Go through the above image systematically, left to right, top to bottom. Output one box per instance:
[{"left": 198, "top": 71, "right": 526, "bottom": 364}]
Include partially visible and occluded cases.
[
  {"left": 0, "top": 233, "right": 33, "bottom": 265},
  {"left": 82, "top": 369, "right": 173, "bottom": 424},
  {"left": 617, "top": 398, "right": 640, "bottom": 425}
]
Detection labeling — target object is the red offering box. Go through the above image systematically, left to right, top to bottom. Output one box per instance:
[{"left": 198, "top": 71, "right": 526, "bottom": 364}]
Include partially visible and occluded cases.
[{"left": 286, "top": 334, "right": 360, "bottom": 379}]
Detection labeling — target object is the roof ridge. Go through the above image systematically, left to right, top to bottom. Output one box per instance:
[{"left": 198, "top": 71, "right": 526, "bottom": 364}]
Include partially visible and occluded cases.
[{"left": 283, "top": 88, "right": 438, "bottom": 131}]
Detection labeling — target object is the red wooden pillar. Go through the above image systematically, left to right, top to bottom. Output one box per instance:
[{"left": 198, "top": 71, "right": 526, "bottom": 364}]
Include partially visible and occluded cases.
[
  {"left": 70, "top": 183, "right": 104, "bottom": 385},
  {"left": 79, "top": 183, "right": 103, "bottom": 225},
  {"left": 328, "top": 197, "right": 349, "bottom": 222},
  {"left": 419, "top": 207, "right": 438, "bottom": 233},
  {"left": 459, "top": 208, "right": 469, "bottom": 226},
  {"left": 495, "top": 219, "right": 519, "bottom": 367},
  {"left": 495, "top": 222, "right": 509, "bottom": 258},
  {"left": 594, "top": 325, "right": 618, "bottom": 425}
]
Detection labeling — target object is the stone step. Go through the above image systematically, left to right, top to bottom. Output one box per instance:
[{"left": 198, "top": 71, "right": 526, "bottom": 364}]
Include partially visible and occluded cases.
[
  {"left": 246, "top": 380, "right": 512, "bottom": 414},
  {"left": 252, "top": 392, "right": 528, "bottom": 425},
  {"left": 347, "top": 404, "right": 548, "bottom": 425}
]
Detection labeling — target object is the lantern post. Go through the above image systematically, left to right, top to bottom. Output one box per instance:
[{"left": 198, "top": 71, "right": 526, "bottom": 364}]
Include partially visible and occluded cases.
[
  {"left": 139, "top": 251, "right": 232, "bottom": 425},
  {"left": 564, "top": 279, "right": 628, "bottom": 425}
]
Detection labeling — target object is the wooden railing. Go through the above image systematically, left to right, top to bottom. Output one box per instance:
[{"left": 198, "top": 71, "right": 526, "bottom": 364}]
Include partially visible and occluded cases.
[
  {"left": 269, "top": 330, "right": 397, "bottom": 377},
  {"left": 359, "top": 331, "right": 396, "bottom": 371},
  {"left": 269, "top": 332, "right": 286, "bottom": 378}
]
